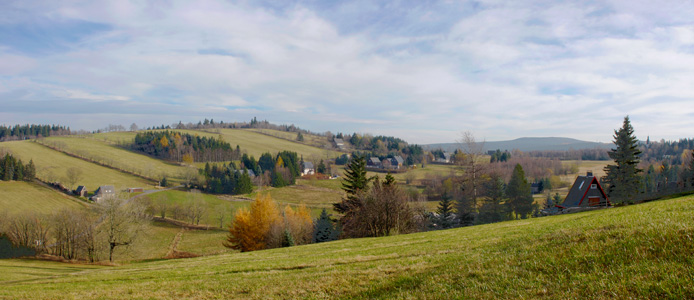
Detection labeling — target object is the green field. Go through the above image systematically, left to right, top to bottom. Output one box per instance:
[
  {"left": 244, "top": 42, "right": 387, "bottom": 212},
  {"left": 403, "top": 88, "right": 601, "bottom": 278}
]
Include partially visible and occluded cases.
[
  {"left": 177, "top": 128, "right": 344, "bottom": 159},
  {"left": 248, "top": 128, "right": 335, "bottom": 150},
  {"left": 37, "top": 136, "right": 189, "bottom": 181},
  {"left": 0, "top": 141, "right": 156, "bottom": 191},
  {"left": 0, "top": 181, "right": 86, "bottom": 216},
  {"left": 2, "top": 195, "right": 692, "bottom": 299}
]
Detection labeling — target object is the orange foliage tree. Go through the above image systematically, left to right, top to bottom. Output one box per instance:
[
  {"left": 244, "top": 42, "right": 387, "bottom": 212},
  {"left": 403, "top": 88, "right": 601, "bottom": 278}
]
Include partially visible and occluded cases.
[{"left": 223, "top": 194, "right": 280, "bottom": 252}]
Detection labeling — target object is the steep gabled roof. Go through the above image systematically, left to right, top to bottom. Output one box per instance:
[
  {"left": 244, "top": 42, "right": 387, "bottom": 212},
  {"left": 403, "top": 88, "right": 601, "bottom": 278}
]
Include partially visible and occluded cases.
[
  {"left": 393, "top": 156, "right": 404, "bottom": 165},
  {"left": 368, "top": 157, "right": 381, "bottom": 164},
  {"left": 303, "top": 161, "right": 314, "bottom": 169},
  {"left": 563, "top": 175, "right": 608, "bottom": 207}
]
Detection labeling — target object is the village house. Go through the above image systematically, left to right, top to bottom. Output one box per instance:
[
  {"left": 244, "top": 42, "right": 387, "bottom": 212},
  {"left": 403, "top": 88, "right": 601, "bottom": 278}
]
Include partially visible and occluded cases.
[
  {"left": 334, "top": 138, "right": 345, "bottom": 150},
  {"left": 367, "top": 157, "right": 382, "bottom": 168},
  {"left": 301, "top": 161, "right": 315, "bottom": 176},
  {"left": 561, "top": 172, "right": 610, "bottom": 207},
  {"left": 90, "top": 185, "right": 116, "bottom": 202}
]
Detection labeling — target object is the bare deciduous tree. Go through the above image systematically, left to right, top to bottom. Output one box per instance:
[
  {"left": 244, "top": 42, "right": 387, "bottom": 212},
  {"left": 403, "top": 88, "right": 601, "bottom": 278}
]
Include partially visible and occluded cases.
[
  {"left": 458, "top": 131, "right": 487, "bottom": 211},
  {"left": 64, "top": 167, "right": 83, "bottom": 190},
  {"left": 186, "top": 190, "right": 206, "bottom": 225},
  {"left": 97, "top": 195, "right": 145, "bottom": 262}
]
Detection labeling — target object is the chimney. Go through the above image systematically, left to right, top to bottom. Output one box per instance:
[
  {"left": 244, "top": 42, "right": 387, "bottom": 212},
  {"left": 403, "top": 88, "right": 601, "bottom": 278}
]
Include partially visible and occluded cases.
[{"left": 587, "top": 171, "right": 593, "bottom": 177}]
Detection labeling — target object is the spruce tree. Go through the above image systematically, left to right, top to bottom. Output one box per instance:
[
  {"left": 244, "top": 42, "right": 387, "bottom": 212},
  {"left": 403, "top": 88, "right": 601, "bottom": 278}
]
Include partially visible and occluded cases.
[
  {"left": 603, "top": 116, "right": 642, "bottom": 204},
  {"left": 334, "top": 155, "right": 371, "bottom": 214},
  {"left": 506, "top": 164, "right": 534, "bottom": 219},
  {"left": 436, "top": 193, "right": 455, "bottom": 229},
  {"left": 313, "top": 208, "right": 338, "bottom": 243}
]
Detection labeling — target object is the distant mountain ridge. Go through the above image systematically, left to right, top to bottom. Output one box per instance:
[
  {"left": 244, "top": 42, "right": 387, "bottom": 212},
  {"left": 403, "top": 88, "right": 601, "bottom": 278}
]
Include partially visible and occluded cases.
[{"left": 424, "top": 137, "right": 613, "bottom": 152}]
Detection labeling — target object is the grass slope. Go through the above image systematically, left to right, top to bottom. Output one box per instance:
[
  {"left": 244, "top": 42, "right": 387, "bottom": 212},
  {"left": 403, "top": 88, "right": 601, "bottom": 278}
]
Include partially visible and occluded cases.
[
  {"left": 175, "top": 128, "right": 343, "bottom": 159},
  {"left": 38, "top": 136, "right": 188, "bottom": 181},
  {"left": 0, "top": 141, "right": 155, "bottom": 190},
  {"left": 0, "top": 181, "right": 86, "bottom": 216},
  {"left": 2, "top": 195, "right": 693, "bottom": 299}
]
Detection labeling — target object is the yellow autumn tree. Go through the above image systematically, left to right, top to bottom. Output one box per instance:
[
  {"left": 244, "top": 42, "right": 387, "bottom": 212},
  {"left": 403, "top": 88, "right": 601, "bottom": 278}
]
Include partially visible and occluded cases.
[
  {"left": 160, "top": 136, "right": 170, "bottom": 148},
  {"left": 182, "top": 153, "right": 194, "bottom": 165},
  {"left": 276, "top": 156, "right": 285, "bottom": 168},
  {"left": 223, "top": 193, "right": 280, "bottom": 252},
  {"left": 284, "top": 204, "right": 314, "bottom": 245}
]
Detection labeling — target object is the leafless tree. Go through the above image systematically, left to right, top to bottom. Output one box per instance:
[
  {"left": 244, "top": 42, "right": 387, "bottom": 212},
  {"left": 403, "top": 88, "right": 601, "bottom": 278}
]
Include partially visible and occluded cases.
[
  {"left": 129, "top": 123, "right": 138, "bottom": 132},
  {"left": 458, "top": 131, "right": 487, "bottom": 210},
  {"left": 64, "top": 167, "right": 83, "bottom": 190},
  {"left": 186, "top": 190, "right": 206, "bottom": 225},
  {"left": 155, "top": 194, "right": 169, "bottom": 218},
  {"left": 97, "top": 195, "right": 146, "bottom": 262},
  {"left": 214, "top": 204, "right": 232, "bottom": 228},
  {"left": 52, "top": 209, "right": 82, "bottom": 259},
  {"left": 6, "top": 213, "right": 51, "bottom": 254}
]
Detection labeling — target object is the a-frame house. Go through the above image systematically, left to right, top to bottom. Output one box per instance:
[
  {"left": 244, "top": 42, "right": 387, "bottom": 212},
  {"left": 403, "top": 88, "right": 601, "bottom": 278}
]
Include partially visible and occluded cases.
[{"left": 560, "top": 172, "right": 610, "bottom": 207}]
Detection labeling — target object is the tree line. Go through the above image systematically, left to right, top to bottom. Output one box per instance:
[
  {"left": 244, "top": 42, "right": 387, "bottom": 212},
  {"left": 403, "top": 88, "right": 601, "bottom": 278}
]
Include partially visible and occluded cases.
[
  {"left": 0, "top": 124, "right": 70, "bottom": 141},
  {"left": 131, "top": 131, "right": 240, "bottom": 162},
  {"left": 0, "top": 153, "right": 36, "bottom": 182}
]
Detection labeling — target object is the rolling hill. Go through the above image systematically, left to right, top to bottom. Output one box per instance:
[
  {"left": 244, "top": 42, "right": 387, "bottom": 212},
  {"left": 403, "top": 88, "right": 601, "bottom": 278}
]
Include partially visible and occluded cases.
[
  {"left": 425, "top": 137, "right": 613, "bottom": 152},
  {"left": 0, "top": 181, "right": 86, "bottom": 216},
  {"left": 1, "top": 195, "right": 692, "bottom": 299}
]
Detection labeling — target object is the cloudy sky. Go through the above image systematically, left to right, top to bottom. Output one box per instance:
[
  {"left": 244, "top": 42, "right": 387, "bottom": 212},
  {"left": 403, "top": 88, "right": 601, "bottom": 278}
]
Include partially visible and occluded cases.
[{"left": 1, "top": 0, "right": 693, "bottom": 144}]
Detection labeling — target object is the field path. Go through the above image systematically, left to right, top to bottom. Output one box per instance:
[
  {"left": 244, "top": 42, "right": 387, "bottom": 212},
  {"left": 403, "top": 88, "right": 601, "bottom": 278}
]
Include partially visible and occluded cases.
[{"left": 166, "top": 228, "right": 185, "bottom": 258}]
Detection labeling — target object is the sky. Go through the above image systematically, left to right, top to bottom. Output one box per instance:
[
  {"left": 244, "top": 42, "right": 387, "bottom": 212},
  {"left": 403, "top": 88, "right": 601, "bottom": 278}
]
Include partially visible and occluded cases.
[{"left": 1, "top": 0, "right": 693, "bottom": 144}]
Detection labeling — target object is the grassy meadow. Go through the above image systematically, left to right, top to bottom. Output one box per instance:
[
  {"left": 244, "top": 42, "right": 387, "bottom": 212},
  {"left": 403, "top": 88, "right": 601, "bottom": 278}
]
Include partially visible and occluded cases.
[
  {"left": 247, "top": 128, "right": 335, "bottom": 150},
  {"left": 37, "top": 136, "right": 190, "bottom": 181},
  {"left": 0, "top": 141, "right": 156, "bottom": 190},
  {"left": 0, "top": 181, "right": 86, "bottom": 216},
  {"left": 1, "top": 195, "right": 692, "bottom": 299}
]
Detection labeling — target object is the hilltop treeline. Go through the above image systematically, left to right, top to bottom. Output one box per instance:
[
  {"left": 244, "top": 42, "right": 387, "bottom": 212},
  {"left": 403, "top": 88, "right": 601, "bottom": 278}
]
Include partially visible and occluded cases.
[
  {"left": 0, "top": 124, "right": 70, "bottom": 141},
  {"left": 131, "top": 131, "right": 239, "bottom": 162},
  {"left": 333, "top": 133, "right": 424, "bottom": 165},
  {"left": 0, "top": 153, "right": 36, "bottom": 181}
]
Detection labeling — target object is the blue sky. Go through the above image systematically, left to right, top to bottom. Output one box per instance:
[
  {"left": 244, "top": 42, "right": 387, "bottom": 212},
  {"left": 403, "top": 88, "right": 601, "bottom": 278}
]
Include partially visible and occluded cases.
[{"left": 1, "top": 0, "right": 693, "bottom": 144}]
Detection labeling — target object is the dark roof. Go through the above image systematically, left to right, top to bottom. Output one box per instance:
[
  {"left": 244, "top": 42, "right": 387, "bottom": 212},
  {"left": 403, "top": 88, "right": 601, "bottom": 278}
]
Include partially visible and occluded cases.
[
  {"left": 393, "top": 156, "right": 404, "bottom": 165},
  {"left": 303, "top": 161, "right": 314, "bottom": 169},
  {"left": 563, "top": 175, "right": 607, "bottom": 206},
  {"left": 76, "top": 186, "right": 87, "bottom": 193}
]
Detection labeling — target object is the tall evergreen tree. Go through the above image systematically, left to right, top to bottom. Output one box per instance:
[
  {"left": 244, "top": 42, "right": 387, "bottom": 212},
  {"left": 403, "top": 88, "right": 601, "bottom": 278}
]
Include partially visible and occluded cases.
[
  {"left": 604, "top": 116, "right": 642, "bottom": 204},
  {"left": 334, "top": 155, "right": 371, "bottom": 214},
  {"left": 506, "top": 164, "right": 534, "bottom": 219},
  {"left": 478, "top": 173, "right": 507, "bottom": 224},
  {"left": 436, "top": 193, "right": 455, "bottom": 229}
]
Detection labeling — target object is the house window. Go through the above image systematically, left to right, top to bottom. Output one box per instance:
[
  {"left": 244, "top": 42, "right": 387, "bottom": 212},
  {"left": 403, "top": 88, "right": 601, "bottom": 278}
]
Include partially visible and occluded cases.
[{"left": 591, "top": 184, "right": 597, "bottom": 189}]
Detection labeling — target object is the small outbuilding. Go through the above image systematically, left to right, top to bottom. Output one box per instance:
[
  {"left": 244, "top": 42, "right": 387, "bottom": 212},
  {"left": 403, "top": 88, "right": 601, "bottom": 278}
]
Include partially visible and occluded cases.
[
  {"left": 367, "top": 157, "right": 382, "bottom": 168},
  {"left": 561, "top": 172, "right": 610, "bottom": 207},
  {"left": 75, "top": 186, "right": 88, "bottom": 197}
]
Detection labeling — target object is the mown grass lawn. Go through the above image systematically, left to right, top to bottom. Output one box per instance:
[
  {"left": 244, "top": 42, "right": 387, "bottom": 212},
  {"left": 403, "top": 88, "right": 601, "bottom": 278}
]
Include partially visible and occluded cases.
[{"left": 2, "top": 195, "right": 692, "bottom": 299}]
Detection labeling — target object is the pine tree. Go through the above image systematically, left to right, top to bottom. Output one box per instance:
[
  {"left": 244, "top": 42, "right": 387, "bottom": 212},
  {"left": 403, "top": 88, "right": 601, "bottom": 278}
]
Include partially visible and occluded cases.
[
  {"left": 604, "top": 116, "right": 642, "bottom": 204},
  {"left": 296, "top": 132, "right": 304, "bottom": 142},
  {"left": 24, "top": 159, "right": 36, "bottom": 181},
  {"left": 316, "top": 159, "right": 327, "bottom": 174},
  {"left": 506, "top": 164, "right": 534, "bottom": 219},
  {"left": 478, "top": 173, "right": 506, "bottom": 224},
  {"left": 436, "top": 193, "right": 455, "bottom": 229},
  {"left": 313, "top": 208, "right": 338, "bottom": 243},
  {"left": 281, "top": 228, "right": 295, "bottom": 247}
]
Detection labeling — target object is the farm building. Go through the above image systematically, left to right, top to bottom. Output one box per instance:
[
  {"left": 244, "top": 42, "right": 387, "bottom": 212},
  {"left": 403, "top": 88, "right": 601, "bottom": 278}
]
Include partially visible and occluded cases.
[
  {"left": 561, "top": 172, "right": 610, "bottom": 207},
  {"left": 91, "top": 185, "right": 116, "bottom": 202},
  {"left": 75, "top": 186, "right": 88, "bottom": 197},
  {"left": 127, "top": 187, "right": 144, "bottom": 193}
]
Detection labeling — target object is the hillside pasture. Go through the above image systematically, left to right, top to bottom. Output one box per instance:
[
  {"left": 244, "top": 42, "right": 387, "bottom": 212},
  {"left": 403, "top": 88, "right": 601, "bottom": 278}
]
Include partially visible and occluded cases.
[
  {"left": 247, "top": 128, "right": 335, "bottom": 150},
  {"left": 37, "top": 136, "right": 189, "bottom": 181},
  {"left": 0, "top": 141, "right": 156, "bottom": 191},
  {"left": 0, "top": 181, "right": 86, "bottom": 216},
  {"left": 1, "top": 195, "right": 692, "bottom": 299}
]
